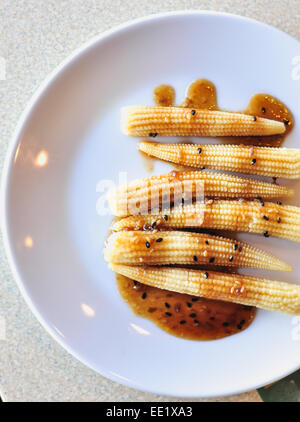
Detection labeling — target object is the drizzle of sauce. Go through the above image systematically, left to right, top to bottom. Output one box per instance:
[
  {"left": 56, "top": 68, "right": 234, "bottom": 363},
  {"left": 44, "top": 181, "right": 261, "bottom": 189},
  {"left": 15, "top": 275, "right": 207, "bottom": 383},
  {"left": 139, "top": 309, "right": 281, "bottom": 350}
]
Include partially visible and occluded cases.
[
  {"left": 180, "top": 79, "right": 218, "bottom": 110},
  {"left": 153, "top": 80, "right": 293, "bottom": 147},
  {"left": 153, "top": 84, "right": 175, "bottom": 107},
  {"left": 242, "top": 93, "right": 293, "bottom": 146},
  {"left": 117, "top": 274, "right": 256, "bottom": 341}
]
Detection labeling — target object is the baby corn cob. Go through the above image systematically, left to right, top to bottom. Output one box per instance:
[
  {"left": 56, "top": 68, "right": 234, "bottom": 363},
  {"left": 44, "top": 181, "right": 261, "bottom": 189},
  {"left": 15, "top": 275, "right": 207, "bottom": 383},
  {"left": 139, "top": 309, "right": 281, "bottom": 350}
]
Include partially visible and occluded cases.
[
  {"left": 121, "top": 106, "right": 285, "bottom": 137},
  {"left": 139, "top": 142, "right": 300, "bottom": 179},
  {"left": 107, "top": 170, "right": 293, "bottom": 217},
  {"left": 111, "top": 200, "right": 300, "bottom": 242},
  {"left": 104, "top": 231, "right": 291, "bottom": 271},
  {"left": 110, "top": 264, "right": 300, "bottom": 315}
]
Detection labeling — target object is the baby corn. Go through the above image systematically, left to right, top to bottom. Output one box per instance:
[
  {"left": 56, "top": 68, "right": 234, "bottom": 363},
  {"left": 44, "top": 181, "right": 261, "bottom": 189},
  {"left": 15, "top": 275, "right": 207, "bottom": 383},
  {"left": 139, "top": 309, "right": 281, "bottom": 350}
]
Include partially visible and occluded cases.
[
  {"left": 121, "top": 106, "right": 285, "bottom": 137},
  {"left": 139, "top": 142, "right": 300, "bottom": 179},
  {"left": 107, "top": 170, "right": 293, "bottom": 217},
  {"left": 111, "top": 200, "right": 300, "bottom": 242},
  {"left": 104, "top": 231, "right": 291, "bottom": 271},
  {"left": 110, "top": 264, "right": 300, "bottom": 315}
]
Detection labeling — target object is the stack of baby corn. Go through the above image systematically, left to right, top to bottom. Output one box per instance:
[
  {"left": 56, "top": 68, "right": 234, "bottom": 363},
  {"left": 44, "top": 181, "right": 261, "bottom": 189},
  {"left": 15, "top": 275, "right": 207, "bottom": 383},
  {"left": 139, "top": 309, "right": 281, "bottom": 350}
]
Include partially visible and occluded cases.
[{"left": 104, "top": 105, "right": 300, "bottom": 315}]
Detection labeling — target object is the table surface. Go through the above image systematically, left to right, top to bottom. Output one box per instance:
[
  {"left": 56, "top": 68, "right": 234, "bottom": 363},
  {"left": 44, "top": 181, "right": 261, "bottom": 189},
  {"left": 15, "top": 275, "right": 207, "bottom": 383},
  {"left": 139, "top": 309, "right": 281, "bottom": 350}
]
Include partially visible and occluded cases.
[{"left": 0, "top": 0, "right": 299, "bottom": 402}]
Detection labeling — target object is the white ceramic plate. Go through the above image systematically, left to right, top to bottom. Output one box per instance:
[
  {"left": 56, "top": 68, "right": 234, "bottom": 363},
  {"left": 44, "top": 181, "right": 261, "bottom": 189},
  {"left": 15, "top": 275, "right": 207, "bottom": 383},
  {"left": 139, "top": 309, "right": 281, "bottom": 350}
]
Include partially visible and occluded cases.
[{"left": 2, "top": 11, "right": 300, "bottom": 398}]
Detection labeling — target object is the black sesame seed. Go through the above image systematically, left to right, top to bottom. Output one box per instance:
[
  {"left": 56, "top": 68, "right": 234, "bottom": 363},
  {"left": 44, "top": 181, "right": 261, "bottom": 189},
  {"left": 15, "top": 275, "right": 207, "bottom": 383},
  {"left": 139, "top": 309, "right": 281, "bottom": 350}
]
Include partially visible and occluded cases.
[
  {"left": 261, "top": 107, "right": 266, "bottom": 113},
  {"left": 191, "top": 109, "right": 196, "bottom": 115},
  {"left": 253, "top": 116, "right": 257, "bottom": 121},
  {"left": 284, "top": 119, "right": 289, "bottom": 126},
  {"left": 149, "top": 132, "right": 158, "bottom": 137},
  {"left": 198, "top": 147, "right": 202, "bottom": 154},
  {"left": 251, "top": 158, "right": 257, "bottom": 165},
  {"left": 201, "top": 166, "right": 206, "bottom": 170},
  {"left": 272, "top": 177, "right": 277, "bottom": 182},
  {"left": 256, "top": 197, "right": 264, "bottom": 207},
  {"left": 277, "top": 201, "right": 282, "bottom": 205},
  {"left": 163, "top": 215, "right": 168, "bottom": 221},
  {"left": 263, "top": 215, "right": 269, "bottom": 221},
  {"left": 277, "top": 217, "right": 281, "bottom": 223},
  {"left": 151, "top": 221, "right": 157, "bottom": 229},
  {"left": 264, "top": 231, "right": 269, "bottom": 238},
  {"left": 156, "top": 237, "right": 163, "bottom": 243},
  {"left": 205, "top": 240, "right": 209, "bottom": 245},
  {"left": 145, "top": 241, "right": 150, "bottom": 248},
  {"left": 234, "top": 244, "right": 238, "bottom": 251},
  {"left": 239, "top": 246, "right": 243, "bottom": 252},
  {"left": 193, "top": 255, "right": 198, "bottom": 262},
  {"left": 229, "top": 256, "right": 234, "bottom": 262},
  {"left": 209, "top": 257, "right": 215, "bottom": 263},
  {"left": 204, "top": 272, "right": 209, "bottom": 279},
  {"left": 133, "top": 280, "right": 137, "bottom": 286},
  {"left": 141, "top": 292, "right": 147, "bottom": 299},
  {"left": 191, "top": 298, "right": 199, "bottom": 302},
  {"left": 165, "top": 302, "right": 171, "bottom": 308},
  {"left": 186, "top": 302, "right": 192, "bottom": 307},
  {"left": 165, "top": 312, "right": 172, "bottom": 317},
  {"left": 189, "top": 313, "right": 197, "bottom": 318},
  {"left": 210, "top": 317, "right": 215, "bottom": 321},
  {"left": 194, "top": 319, "right": 200, "bottom": 325},
  {"left": 240, "top": 319, "right": 245, "bottom": 325},
  {"left": 179, "top": 320, "right": 186, "bottom": 325},
  {"left": 222, "top": 322, "right": 229, "bottom": 327},
  {"left": 237, "top": 324, "right": 242, "bottom": 330}
]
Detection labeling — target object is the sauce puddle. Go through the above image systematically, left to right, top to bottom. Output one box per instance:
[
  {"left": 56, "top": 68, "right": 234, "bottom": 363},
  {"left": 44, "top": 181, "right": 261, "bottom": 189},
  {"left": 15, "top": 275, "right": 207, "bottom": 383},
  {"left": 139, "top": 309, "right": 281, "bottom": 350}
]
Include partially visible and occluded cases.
[
  {"left": 180, "top": 79, "right": 218, "bottom": 110},
  {"left": 153, "top": 84, "right": 175, "bottom": 107},
  {"left": 242, "top": 93, "right": 293, "bottom": 146},
  {"left": 117, "top": 274, "right": 256, "bottom": 341}
]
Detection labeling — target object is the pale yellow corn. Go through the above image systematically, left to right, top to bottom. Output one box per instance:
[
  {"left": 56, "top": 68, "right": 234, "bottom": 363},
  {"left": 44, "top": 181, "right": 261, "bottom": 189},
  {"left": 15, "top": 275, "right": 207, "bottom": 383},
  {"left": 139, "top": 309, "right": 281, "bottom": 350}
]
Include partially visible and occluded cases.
[
  {"left": 121, "top": 106, "right": 285, "bottom": 137},
  {"left": 139, "top": 141, "right": 300, "bottom": 179},
  {"left": 107, "top": 170, "right": 293, "bottom": 217},
  {"left": 111, "top": 200, "right": 300, "bottom": 242},
  {"left": 104, "top": 231, "right": 291, "bottom": 271},
  {"left": 110, "top": 264, "right": 300, "bottom": 315}
]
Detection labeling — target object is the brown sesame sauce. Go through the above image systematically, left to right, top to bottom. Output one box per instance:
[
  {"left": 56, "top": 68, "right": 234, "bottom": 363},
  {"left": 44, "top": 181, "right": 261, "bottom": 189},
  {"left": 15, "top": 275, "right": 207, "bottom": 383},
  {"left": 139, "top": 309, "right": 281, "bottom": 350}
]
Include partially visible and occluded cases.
[
  {"left": 180, "top": 79, "right": 218, "bottom": 110},
  {"left": 152, "top": 81, "right": 293, "bottom": 148},
  {"left": 153, "top": 84, "right": 175, "bottom": 107},
  {"left": 242, "top": 93, "right": 293, "bottom": 147},
  {"left": 116, "top": 274, "right": 256, "bottom": 341}
]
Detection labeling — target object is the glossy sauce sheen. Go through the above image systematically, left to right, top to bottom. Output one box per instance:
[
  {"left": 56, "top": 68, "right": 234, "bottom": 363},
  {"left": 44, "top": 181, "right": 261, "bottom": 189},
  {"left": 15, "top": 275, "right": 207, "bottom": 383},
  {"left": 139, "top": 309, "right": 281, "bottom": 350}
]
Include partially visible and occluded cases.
[
  {"left": 180, "top": 79, "right": 218, "bottom": 110},
  {"left": 153, "top": 84, "right": 175, "bottom": 107},
  {"left": 243, "top": 93, "right": 293, "bottom": 146},
  {"left": 117, "top": 274, "right": 256, "bottom": 341}
]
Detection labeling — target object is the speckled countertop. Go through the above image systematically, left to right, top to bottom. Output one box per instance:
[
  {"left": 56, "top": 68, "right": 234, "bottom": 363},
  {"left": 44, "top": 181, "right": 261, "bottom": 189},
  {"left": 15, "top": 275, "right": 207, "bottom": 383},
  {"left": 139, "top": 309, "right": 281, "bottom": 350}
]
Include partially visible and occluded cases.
[{"left": 0, "top": 0, "right": 299, "bottom": 402}]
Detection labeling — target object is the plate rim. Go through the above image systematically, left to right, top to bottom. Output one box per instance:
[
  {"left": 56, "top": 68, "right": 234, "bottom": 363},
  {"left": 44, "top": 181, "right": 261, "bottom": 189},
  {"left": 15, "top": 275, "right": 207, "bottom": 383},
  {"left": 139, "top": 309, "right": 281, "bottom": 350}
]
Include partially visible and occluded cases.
[{"left": 1, "top": 10, "right": 300, "bottom": 398}]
